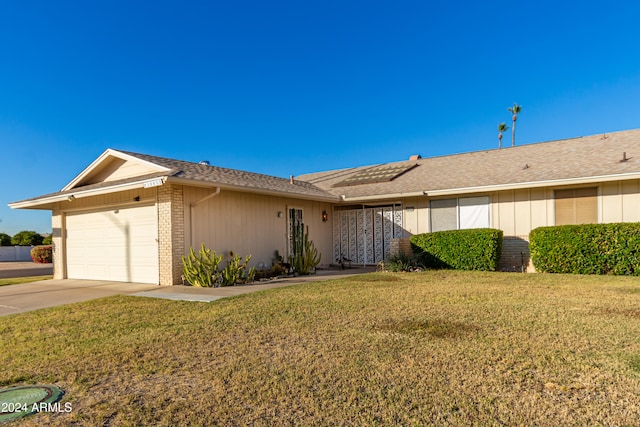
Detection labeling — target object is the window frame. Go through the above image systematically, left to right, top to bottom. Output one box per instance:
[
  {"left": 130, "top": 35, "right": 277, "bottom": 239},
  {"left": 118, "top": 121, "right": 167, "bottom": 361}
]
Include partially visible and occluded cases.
[
  {"left": 553, "top": 186, "right": 598, "bottom": 225},
  {"left": 429, "top": 196, "right": 490, "bottom": 232}
]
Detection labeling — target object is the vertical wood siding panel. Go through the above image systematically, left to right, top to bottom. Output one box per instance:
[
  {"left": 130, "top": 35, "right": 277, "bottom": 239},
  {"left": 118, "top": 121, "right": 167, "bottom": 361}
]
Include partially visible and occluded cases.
[{"left": 622, "top": 180, "right": 640, "bottom": 222}]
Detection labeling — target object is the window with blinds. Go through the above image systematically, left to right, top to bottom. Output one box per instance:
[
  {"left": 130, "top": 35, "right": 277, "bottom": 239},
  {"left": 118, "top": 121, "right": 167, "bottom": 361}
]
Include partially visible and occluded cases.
[
  {"left": 554, "top": 187, "right": 597, "bottom": 225},
  {"left": 430, "top": 196, "right": 490, "bottom": 232}
]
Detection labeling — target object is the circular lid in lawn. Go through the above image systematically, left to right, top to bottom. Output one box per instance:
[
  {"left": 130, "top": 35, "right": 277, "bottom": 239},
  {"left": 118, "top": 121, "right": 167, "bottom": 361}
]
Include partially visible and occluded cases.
[{"left": 0, "top": 385, "right": 63, "bottom": 423}]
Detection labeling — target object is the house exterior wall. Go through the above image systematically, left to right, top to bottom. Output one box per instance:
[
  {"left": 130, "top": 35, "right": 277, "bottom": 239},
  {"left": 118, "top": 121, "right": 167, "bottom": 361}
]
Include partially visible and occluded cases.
[
  {"left": 86, "top": 159, "right": 155, "bottom": 183},
  {"left": 390, "top": 179, "right": 640, "bottom": 271},
  {"left": 399, "top": 180, "right": 640, "bottom": 237},
  {"left": 601, "top": 181, "right": 640, "bottom": 223},
  {"left": 158, "top": 184, "right": 185, "bottom": 286},
  {"left": 183, "top": 186, "right": 334, "bottom": 272}
]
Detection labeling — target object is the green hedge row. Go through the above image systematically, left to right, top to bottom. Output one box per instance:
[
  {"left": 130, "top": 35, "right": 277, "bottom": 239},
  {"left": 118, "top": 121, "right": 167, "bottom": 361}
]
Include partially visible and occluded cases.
[
  {"left": 529, "top": 223, "right": 640, "bottom": 275},
  {"left": 410, "top": 228, "right": 503, "bottom": 271}
]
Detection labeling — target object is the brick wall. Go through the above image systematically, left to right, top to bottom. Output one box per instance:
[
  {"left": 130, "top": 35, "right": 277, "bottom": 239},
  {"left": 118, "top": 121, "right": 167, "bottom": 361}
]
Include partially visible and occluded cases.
[
  {"left": 158, "top": 184, "right": 185, "bottom": 285},
  {"left": 52, "top": 210, "right": 64, "bottom": 279},
  {"left": 498, "top": 235, "right": 532, "bottom": 272},
  {"left": 390, "top": 237, "right": 413, "bottom": 258}
]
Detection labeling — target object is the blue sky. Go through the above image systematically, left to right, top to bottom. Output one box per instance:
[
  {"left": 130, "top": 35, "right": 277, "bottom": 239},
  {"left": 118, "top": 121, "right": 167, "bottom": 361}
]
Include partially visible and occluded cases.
[{"left": 2, "top": 1, "right": 640, "bottom": 235}]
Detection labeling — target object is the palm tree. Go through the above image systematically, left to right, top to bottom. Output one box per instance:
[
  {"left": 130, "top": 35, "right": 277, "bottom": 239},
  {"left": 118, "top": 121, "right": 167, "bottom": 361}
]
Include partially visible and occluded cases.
[
  {"left": 507, "top": 103, "right": 522, "bottom": 146},
  {"left": 497, "top": 122, "right": 509, "bottom": 148}
]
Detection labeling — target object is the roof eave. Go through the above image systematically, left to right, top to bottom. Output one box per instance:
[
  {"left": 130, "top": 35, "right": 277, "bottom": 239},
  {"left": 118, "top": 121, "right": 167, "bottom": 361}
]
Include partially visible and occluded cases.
[
  {"left": 340, "top": 171, "right": 640, "bottom": 202},
  {"left": 424, "top": 172, "right": 640, "bottom": 197},
  {"left": 9, "top": 176, "right": 170, "bottom": 210},
  {"left": 166, "top": 176, "right": 340, "bottom": 203},
  {"left": 338, "top": 191, "right": 426, "bottom": 203}
]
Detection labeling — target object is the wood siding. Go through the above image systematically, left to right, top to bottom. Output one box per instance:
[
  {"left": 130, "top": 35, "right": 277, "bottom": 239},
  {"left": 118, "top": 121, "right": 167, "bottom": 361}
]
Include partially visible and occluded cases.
[
  {"left": 78, "top": 158, "right": 161, "bottom": 186},
  {"left": 390, "top": 179, "right": 640, "bottom": 272},
  {"left": 183, "top": 187, "right": 333, "bottom": 269}
]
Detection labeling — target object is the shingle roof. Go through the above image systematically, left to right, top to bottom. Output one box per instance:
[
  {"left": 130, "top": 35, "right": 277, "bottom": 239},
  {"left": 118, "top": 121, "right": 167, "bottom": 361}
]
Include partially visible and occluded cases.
[
  {"left": 12, "top": 128, "right": 640, "bottom": 209},
  {"left": 297, "top": 128, "right": 640, "bottom": 199},
  {"left": 118, "top": 151, "right": 338, "bottom": 201}
]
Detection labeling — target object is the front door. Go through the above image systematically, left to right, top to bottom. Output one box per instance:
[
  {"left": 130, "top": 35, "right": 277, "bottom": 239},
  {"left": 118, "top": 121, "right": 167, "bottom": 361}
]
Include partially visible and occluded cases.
[{"left": 288, "top": 208, "right": 304, "bottom": 261}]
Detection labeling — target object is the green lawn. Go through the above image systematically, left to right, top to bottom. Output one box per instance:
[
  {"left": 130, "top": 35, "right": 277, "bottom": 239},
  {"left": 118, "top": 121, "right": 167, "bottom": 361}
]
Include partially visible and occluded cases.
[
  {"left": 1, "top": 271, "right": 639, "bottom": 426},
  {"left": 0, "top": 276, "right": 52, "bottom": 286}
]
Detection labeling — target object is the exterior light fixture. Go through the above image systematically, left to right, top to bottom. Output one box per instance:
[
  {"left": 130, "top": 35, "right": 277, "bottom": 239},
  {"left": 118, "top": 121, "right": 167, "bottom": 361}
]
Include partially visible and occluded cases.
[
  {"left": 67, "top": 195, "right": 75, "bottom": 201},
  {"left": 322, "top": 210, "right": 328, "bottom": 222},
  {"left": 277, "top": 211, "right": 283, "bottom": 218}
]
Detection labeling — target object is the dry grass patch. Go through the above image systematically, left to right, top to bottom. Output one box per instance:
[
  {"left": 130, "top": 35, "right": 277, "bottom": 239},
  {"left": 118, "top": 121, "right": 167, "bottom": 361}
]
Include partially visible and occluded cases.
[
  {"left": 1, "top": 271, "right": 640, "bottom": 425},
  {"left": 0, "top": 276, "right": 52, "bottom": 286}
]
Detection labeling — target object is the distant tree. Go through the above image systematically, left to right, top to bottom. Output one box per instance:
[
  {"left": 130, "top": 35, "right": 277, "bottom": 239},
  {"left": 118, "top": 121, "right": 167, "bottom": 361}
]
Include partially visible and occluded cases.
[
  {"left": 507, "top": 103, "right": 522, "bottom": 146},
  {"left": 497, "top": 122, "right": 509, "bottom": 148},
  {"left": 11, "top": 230, "right": 44, "bottom": 246},
  {"left": 0, "top": 233, "right": 11, "bottom": 246},
  {"left": 42, "top": 234, "right": 53, "bottom": 245}
]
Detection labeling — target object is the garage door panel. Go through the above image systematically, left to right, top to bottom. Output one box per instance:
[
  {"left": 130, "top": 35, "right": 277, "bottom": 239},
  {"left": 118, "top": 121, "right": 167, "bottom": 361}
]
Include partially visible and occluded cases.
[{"left": 66, "top": 205, "right": 159, "bottom": 284}]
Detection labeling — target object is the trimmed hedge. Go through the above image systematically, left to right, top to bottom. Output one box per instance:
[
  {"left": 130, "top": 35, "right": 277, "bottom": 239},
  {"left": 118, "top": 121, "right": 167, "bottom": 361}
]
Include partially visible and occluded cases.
[
  {"left": 529, "top": 223, "right": 640, "bottom": 275},
  {"left": 410, "top": 228, "right": 503, "bottom": 271},
  {"left": 30, "top": 245, "right": 53, "bottom": 264}
]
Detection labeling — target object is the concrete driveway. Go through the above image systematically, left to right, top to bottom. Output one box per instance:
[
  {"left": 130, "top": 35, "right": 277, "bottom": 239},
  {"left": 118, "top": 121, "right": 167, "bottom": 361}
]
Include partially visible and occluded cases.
[
  {"left": 0, "top": 267, "right": 376, "bottom": 317},
  {"left": 0, "top": 279, "right": 158, "bottom": 316}
]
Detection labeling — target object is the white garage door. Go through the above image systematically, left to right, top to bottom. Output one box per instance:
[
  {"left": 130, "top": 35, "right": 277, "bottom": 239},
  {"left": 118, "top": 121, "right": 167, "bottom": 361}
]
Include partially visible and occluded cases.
[{"left": 66, "top": 205, "right": 159, "bottom": 284}]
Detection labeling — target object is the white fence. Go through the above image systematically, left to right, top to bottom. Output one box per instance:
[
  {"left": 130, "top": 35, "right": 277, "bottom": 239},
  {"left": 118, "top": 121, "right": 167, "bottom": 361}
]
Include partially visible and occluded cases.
[{"left": 0, "top": 246, "right": 34, "bottom": 262}]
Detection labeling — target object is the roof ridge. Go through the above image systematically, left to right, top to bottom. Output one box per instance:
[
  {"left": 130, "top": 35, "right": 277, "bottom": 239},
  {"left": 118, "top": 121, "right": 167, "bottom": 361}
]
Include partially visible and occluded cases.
[{"left": 116, "top": 149, "right": 305, "bottom": 183}]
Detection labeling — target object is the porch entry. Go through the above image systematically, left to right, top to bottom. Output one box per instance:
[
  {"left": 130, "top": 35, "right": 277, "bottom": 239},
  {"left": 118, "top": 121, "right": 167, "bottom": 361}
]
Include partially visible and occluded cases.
[
  {"left": 333, "top": 204, "right": 403, "bottom": 265},
  {"left": 288, "top": 207, "right": 304, "bottom": 260}
]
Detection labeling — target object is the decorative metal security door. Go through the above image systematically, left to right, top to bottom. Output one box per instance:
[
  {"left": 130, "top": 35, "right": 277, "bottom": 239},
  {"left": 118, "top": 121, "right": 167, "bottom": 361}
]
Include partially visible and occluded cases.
[
  {"left": 333, "top": 204, "right": 403, "bottom": 265},
  {"left": 288, "top": 208, "right": 304, "bottom": 260}
]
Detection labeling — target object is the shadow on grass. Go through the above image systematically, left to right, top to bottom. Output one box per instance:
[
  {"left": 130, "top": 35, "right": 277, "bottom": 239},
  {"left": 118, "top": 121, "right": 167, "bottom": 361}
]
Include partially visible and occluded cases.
[{"left": 375, "top": 318, "right": 480, "bottom": 338}]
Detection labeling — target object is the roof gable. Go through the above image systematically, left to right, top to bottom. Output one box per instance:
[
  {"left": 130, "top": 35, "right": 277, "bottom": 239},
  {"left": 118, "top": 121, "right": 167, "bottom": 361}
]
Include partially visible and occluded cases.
[{"left": 63, "top": 149, "right": 171, "bottom": 191}]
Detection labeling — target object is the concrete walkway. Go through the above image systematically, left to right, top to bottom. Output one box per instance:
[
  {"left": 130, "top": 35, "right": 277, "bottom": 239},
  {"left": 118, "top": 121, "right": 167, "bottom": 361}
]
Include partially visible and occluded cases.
[
  {"left": 0, "top": 267, "right": 376, "bottom": 316},
  {"left": 130, "top": 267, "right": 377, "bottom": 302}
]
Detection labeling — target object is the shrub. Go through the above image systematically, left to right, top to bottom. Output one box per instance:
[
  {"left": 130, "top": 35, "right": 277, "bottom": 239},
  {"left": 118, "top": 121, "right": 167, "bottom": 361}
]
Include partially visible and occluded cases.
[
  {"left": 530, "top": 223, "right": 640, "bottom": 275},
  {"left": 410, "top": 228, "right": 503, "bottom": 271},
  {"left": 11, "top": 230, "right": 44, "bottom": 246},
  {"left": 0, "top": 233, "right": 11, "bottom": 246},
  {"left": 30, "top": 245, "right": 52, "bottom": 263},
  {"left": 383, "top": 252, "right": 424, "bottom": 272},
  {"left": 256, "top": 263, "right": 287, "bottom": 279}
]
